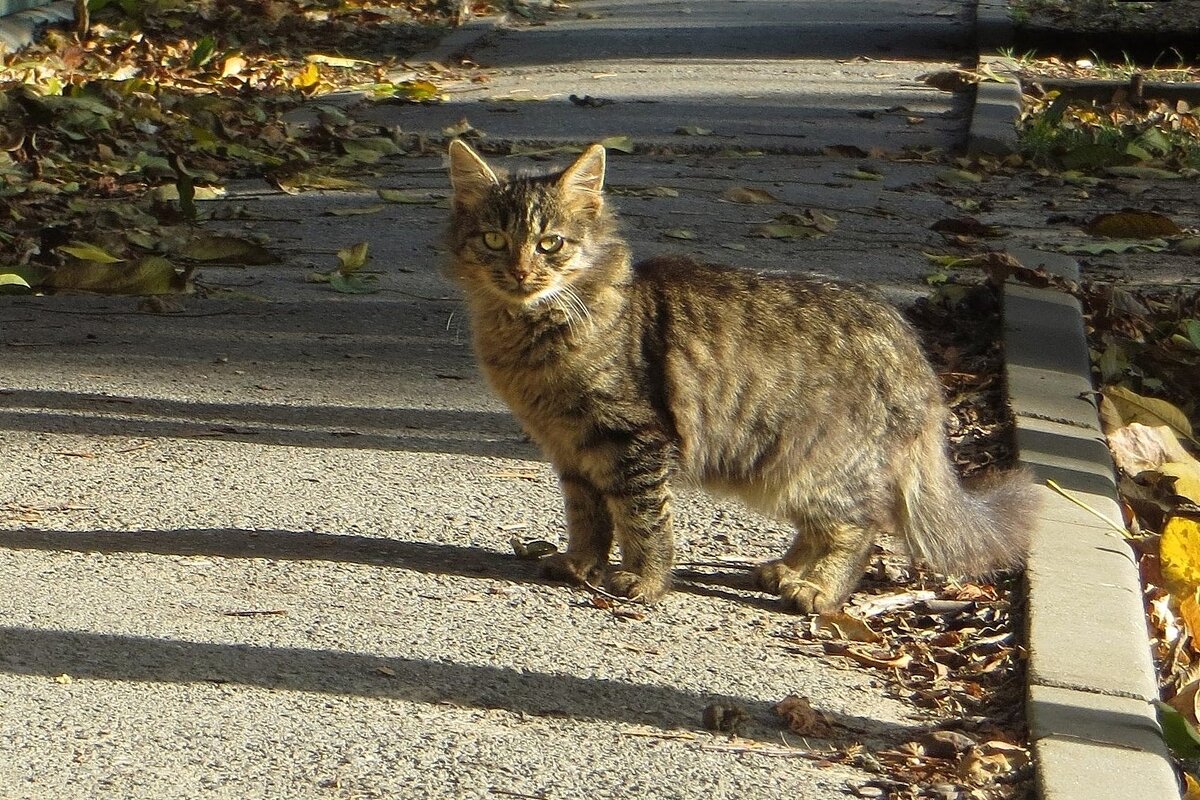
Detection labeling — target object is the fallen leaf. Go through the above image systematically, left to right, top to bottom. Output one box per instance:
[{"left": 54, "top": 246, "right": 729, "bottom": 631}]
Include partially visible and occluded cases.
[
  {"left": 675, "top": 125, "right": 713, "bottom": 136},
  {"left": 598, "top": 134, "right": 635, "bottom": 153},
  {"left": 722, "top": 186, "right": 779, "bottom": 204},
  {"left": 378, "top": 188, "right": 445, "bottom": 204},
  {"left": 1084, "top": 211, "right": 1183, "bottom": 239},
  {"left": 663, "top": 228, "right": 696, "bottom": 240},
  {"left": 180, "top": 235, "right": 278, "bottom": 264},
  {"left": 58, "top": 242, "right": 124, "bottom": 264},
  {"left": 337, "top": 242, "right": 370, "bottom": 273},
  {"left": 1102, "top": 386, "right": 1194, "bottom": 443},
  {"left": 1106, "top": 422, "right": 1196, "bottom": 475},
  {"left": 1162, "top": 462, "right": 1200, "bottom": 505},
  {"left": 1161, "top": 515, "right": 1200, "bottom": 598},
  {"left": 811, "top": 612, "right": 883, "bottom": 643},
  {"left": 774, "top": 695, "right": 833, "bottom": 736}
]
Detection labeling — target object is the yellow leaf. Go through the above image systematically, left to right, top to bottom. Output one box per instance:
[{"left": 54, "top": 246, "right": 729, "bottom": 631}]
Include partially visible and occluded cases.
[
  {"left": 306, "top": 54, "right": 371, "bottom": 68},
  {"left": 220, "top": 55, "right": 246, "bottom": 78},
  {"left": 292, "top": 63, "right": 320, "bottom": 90},
  {"left": 722, "top": 186, "right": 779, "bottom": 204},
  {"left": 58, "top": 242, "right": 124, "bottom": 264},
  {"left": 336, "top": 242, "right": 370, "bottom": 273},
  {"left": 1102, "top": 386, "right": 1195, "bottom": 443},
  {"left": 1162, "top": 461, "right": 1200, "bottom": 505},
  {"left": 1161, "top": 515, "right": 1200, "bottom": 598},
  {"left": 1185, "top": 771, "right": 1200, "bottom": 800}
]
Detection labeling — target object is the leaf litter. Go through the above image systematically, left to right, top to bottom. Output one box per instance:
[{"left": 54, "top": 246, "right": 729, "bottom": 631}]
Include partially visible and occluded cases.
[{"left": 0, "top": 0, "right": 459, "bottom": 297}]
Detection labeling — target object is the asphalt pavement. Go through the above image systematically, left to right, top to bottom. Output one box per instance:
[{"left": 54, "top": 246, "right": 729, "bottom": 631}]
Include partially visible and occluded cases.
[{"left": 0, "top": 1, "right": 1182, "bottom": 798}]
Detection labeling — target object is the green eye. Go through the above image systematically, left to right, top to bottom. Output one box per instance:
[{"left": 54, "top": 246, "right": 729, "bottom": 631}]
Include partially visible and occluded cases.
[
  {"left": 482, "top": 232, "right": 507, "bottom": 251},
  {"left": 536, "top": 235, "right": 564, "bottom": 254}
]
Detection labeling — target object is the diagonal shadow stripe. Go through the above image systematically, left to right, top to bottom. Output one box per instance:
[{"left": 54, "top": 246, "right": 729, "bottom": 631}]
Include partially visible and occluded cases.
[{"left": 0, "top": 625, "right": 914, "bottom": 746}]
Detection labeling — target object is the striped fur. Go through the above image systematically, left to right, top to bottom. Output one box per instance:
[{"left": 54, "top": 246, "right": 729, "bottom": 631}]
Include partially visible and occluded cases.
[{"left": 446, "top": 140, "right": 1037, "bottom": 613}]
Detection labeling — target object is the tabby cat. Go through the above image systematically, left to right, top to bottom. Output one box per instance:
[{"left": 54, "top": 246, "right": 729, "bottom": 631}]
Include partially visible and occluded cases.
[{"left": 445, "top": 139, "right": 1037, "bottom": 614}]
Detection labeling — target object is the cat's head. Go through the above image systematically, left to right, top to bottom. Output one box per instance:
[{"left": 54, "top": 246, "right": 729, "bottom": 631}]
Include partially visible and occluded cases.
[{"left": 446, "top": 140, "right": 616, "bottom": 306}]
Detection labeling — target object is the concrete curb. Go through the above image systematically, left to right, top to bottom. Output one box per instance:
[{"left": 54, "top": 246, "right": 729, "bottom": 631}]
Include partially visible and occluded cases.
[
  {"left": 0, "top": 0, "right": 70, "bottom": 53},
  {"left": 968, "top": 6, "right": 1180, "bottom": 794},
  {"left": 1001, "top": 251, "right": 1181, "bottom": 795}
]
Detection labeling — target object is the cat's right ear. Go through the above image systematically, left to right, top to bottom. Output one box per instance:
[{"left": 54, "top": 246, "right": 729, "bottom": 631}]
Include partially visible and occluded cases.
[{"left": 448, "top": 139, "right": 499, "bottom": 207}]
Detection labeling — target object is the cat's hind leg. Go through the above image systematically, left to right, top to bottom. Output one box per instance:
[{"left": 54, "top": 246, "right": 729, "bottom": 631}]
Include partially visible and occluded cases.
[
  {"left": 541, "top": 473, "right": 613, "bottom": 587},
  {"left": 754, "top": 518, "right": 876, "bottom": 614}
]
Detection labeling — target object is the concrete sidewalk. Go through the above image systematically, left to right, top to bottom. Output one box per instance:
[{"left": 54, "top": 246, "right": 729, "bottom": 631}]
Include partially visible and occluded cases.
[{"left": 0, "top": 1, "right": 1179, "bottom": 798}]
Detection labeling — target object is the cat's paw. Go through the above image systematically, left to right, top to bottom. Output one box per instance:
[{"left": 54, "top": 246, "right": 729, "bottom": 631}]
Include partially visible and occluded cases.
[
  {"left": 540, "top": 552, "right": 604, "bottom": 586},
  {"left": 753, "top": 560, "right": 800, "bottom": 594},
  {"left": 605, "top": 570, "right": 669, "bottom": 603},
  {"left": 778, "top": 579, "right": 844, "bottom": 615}
]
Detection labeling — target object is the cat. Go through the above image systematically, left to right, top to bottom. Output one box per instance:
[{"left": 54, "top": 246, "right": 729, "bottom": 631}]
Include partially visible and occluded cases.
[{"left": 445, "top": 139, "right": 1038, "bottom": 614}]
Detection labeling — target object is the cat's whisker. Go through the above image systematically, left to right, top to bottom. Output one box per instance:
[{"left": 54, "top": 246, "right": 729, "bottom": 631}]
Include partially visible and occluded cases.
[{"left": 558, "top": 285, "right": 594, "bottom": 332}]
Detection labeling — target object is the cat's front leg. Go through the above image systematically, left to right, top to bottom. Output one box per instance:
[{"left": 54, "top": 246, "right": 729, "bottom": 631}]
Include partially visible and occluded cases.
[
  {"left": 540, "top": 472, "right": 613, "bottom": 587},
  {"left": 603, "top": 475, "right": 675, "bottom": 603}
]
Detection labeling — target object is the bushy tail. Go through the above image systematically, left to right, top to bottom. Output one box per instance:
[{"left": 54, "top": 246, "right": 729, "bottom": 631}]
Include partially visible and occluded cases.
[{"left": 895, "top": 420, "right": 1040, "bottom": 576}]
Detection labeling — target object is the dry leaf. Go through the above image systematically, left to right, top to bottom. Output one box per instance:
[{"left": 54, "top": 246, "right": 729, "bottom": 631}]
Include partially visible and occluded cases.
[
  {"left": 722, "top": 186, "right": 779, "bottom": 204},
  {"left": 1085, "top": 211, "right": 1183, "bottom": 238},
  {"left": 1102, "top": 386, "right": 1195, "bottom": 443},
  {"left": 1107, "top": 423, "right": 1196, "bottom": 476},
  {"left": 1161, "top": 515, "right": 1200, "bottom": 598},
  {"left": 811, "top": 612, "right": 883, "bottom": 643},
  {"left": 774, "top": 695, "right": 833, "bottom": 736}
]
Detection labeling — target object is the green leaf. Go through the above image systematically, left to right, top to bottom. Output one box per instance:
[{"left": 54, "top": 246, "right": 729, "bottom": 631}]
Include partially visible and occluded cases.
[
  {"left": 191, "top": 34, "right": 217, "bottom": 69},
  {"left": 394, "top": 79, "right": 440, "bottom": 102},
  {"left": 674, "top": 126, "right": 713, "bottom": 136},
  {"left": 598, "top": 135, "right": 635, "bottom": 154},
  {"left": 1060, "top": 144, "right": 1134, "bottom": 170},
  {"left": 1105, "top": 165, "right": 1182, "bottom": 180},
  {"left": 377, "top": 188, "right": 443, "bottom": 204},
  {"left": 325, "top": 204, "right": 385, "bottom": 217},
  {"left": 180, "top": 235, "right": 278, "bottom": 265},
  {"left": 58, "top": 242, "right": 124, "bottom": 263},
  {"left": 337, "top": 242, "right": 370, "bottom": 274},
  {"left": 46, "top": 256, "right": 182, "bottom": 295},
  {"left": 0, "top": 272, "right": 31, "bottom": 288},
  {"left": 329, "top": 272, "right": 379, "bottom": 294},
  {"left": 1183, "top": 319, "right": 1200, "bottom": 351},
  {"left": 1156, "top": 701, "right": 1200, "bottom": 760}
]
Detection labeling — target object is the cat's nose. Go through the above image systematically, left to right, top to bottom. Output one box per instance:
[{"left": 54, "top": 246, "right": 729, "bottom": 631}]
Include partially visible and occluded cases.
[{"left": 511, "top": 267, "right": 529, "bottom": 284}]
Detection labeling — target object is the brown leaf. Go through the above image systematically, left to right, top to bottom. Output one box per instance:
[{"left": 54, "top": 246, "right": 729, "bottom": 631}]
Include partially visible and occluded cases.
[
  {"left": 722, "top": 186, "right": 779, "bottom": 204},
  {"left": 1084, "top": 211, "right": 1183, "bottom": 239},
  {"left": 811, "top": 612, "right": 883, "bottom": 643},
  {"left": 773, "top": 695, "right": 833, "bottom": 736}
]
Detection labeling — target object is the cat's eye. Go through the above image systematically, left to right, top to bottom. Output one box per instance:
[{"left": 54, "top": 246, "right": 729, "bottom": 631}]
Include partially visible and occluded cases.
[
  {"left": 482, "top": 231, "right": 507, "bottom": 251},
  {"left": 536, "top": 234, "right": 565, "bottom": 254}
]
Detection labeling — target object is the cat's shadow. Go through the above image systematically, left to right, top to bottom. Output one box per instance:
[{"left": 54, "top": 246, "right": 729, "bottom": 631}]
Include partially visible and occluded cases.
[{"left": 0, "top": 525, "right": 780, "bottom": 611}]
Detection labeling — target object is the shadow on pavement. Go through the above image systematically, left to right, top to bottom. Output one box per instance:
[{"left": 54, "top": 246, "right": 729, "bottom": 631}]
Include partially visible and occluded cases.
[
  {"left": 0, "top": 389, "right": 537, "bottom": 460},
  {"left": 0, "top": 527, "right": 782, "bottom": 611},
  {"left": 0, "top": 624, "right": 916, "bottom": 746}
]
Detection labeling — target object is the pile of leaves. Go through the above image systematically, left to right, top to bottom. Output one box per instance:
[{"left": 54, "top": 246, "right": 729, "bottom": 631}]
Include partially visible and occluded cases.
[
  {"left": 0, "top": 0, "right": 458, "bottom": 295},
  {"left": 1019, "top": 85, "right": 1200, "bottom": 173},
  {"left": 1080, "top": 282, "right": 1200, "bottom": 790},
  {"left": 773, "top": 574, "right": 1031, "bottom": 800}
]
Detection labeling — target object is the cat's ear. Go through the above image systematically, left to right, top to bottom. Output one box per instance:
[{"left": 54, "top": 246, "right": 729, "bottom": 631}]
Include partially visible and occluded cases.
[
  {"left": 448, "top": 139, "right": 499, "bottom": 207},
  {"left": 558, "top": 144, "right": 606, "bottom": 214}
]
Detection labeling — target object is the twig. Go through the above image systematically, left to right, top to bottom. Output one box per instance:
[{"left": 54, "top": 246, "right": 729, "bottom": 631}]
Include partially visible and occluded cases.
[{"left": 1045, "top": 479, "right": 1131, "bottom": 538}]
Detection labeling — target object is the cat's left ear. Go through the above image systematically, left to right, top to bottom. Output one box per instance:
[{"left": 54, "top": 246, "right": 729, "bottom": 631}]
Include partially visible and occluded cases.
[
  {"left": 448, "top": 139, "right": 499, "bottom": 207},
  {"left": 558, "top": 144, "right": 606, "bottom": 214}
]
